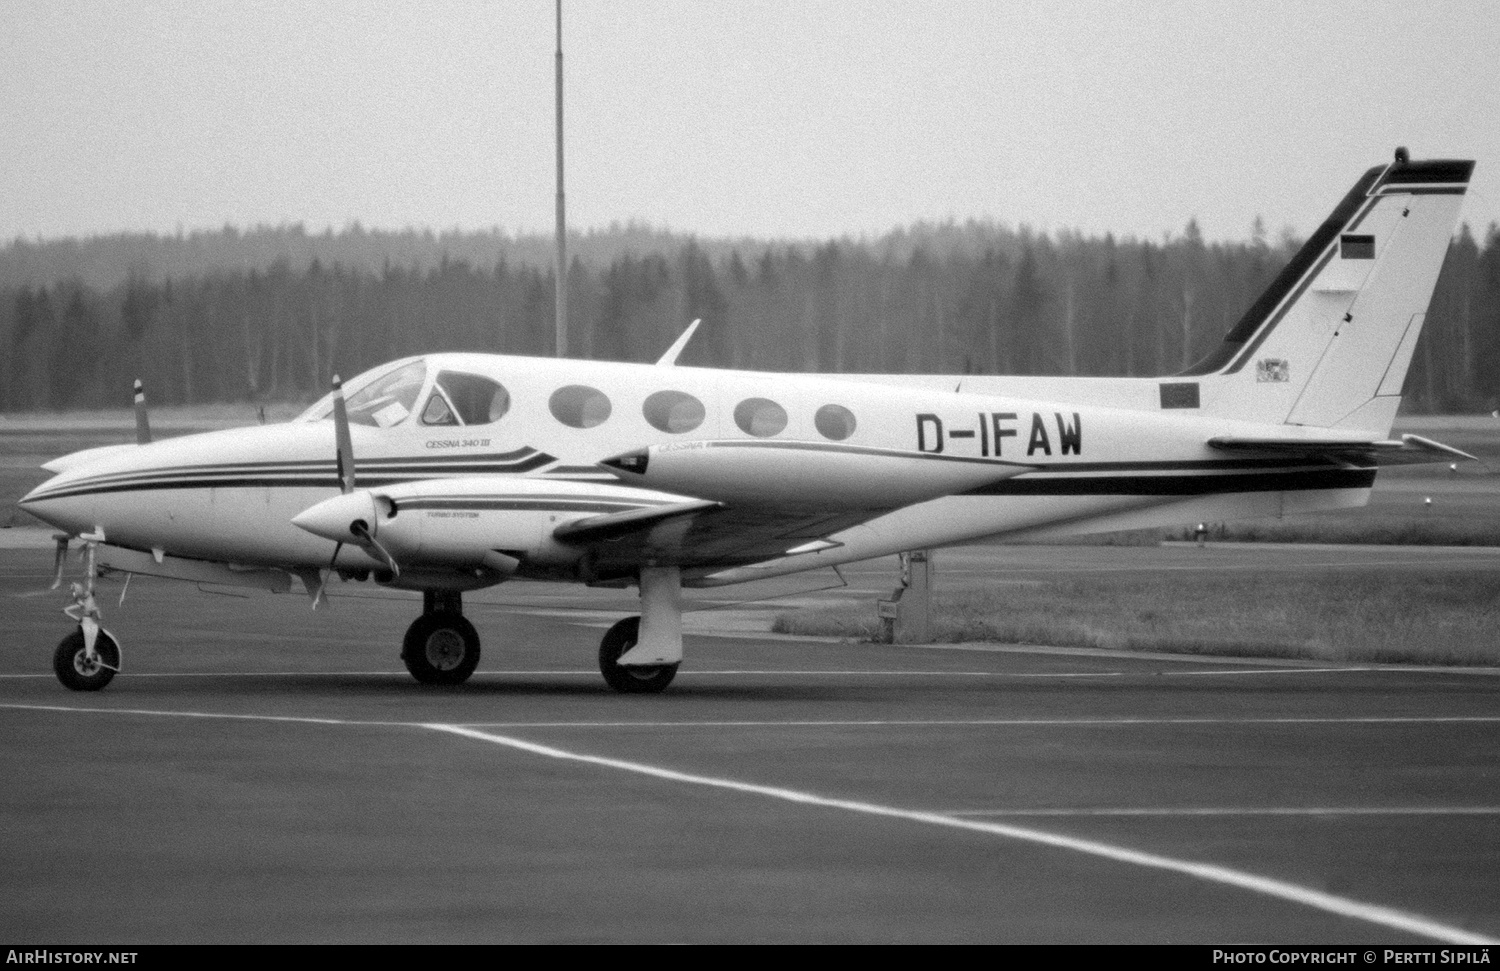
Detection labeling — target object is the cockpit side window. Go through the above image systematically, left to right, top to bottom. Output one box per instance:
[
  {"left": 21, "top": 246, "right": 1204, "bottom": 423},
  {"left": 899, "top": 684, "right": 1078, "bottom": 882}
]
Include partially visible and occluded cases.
[
  {"left": 346, "top": 360, "right": 426, "bottom": 427},
  {"left": 424, "top": 371, "right": 510, "bottom": 426},
  {"left": 421, "top": 391, "right": 459, "bottom": 426}
]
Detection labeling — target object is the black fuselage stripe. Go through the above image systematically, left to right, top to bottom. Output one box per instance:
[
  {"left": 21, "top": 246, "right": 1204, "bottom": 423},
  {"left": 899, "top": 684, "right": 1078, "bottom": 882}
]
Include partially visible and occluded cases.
[
  {"left": 1381, "top": 160, "right": 1474, "bottom": 184},
  {"left": 1177, "top": 168, "right": 1384, "bottom": 376},
  {"left": 1377, "top": 186, "right": 1467, "bottom": 196},
  {"left": 1222, "top": 195, "right": 1383, "bottom": 374},
  {"left": 707, "top": 439, "right": 1035, "bottom": 468},
  {"left": 703, "top": 440, "right": 1346, "bottom": 474},
  {"left": 44, "top": 450, "right": 547, "bottom": 488},
  {"left": 38, "top": 455, "right": 556, "bottom": 496},
  {"left": 1020, "top": 457, "right": 1333, "bottom": 473},
  {"left": 30, "top": 465, "right": 1376, "bottom": 504},
  {"left": 27, "top": 467, "right": 556, "bottom": 501},
  {"left": 963, "top": 468, "right": 1376, "bottom": 496},
  {"left": 401, "top": 494, "right": 672, "bottom": 505},
  {"left": 399, "top": 500, "right": 647, "bottom": 513}
]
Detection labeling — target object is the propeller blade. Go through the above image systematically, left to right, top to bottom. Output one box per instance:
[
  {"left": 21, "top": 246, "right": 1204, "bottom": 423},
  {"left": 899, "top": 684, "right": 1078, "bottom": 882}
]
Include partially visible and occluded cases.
[
  {"left": 331, "top": 374, "right": 356, "bottom": 495},
  {"left": 133, "top": 379, "right": 152, "bottom": 445},
  {"left": 349, "top": 521, "right": 400, "bottom": 577},
  {"left": 49, "top": 534, "right": 69, "bottom": 590},
  {"left": 311, "top": 541, "right": 343, "bottom": 610}
]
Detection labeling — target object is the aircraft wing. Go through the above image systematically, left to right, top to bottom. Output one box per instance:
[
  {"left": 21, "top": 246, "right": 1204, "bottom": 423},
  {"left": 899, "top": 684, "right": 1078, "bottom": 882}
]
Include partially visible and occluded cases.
[
  {"left": 1207, "top": 433, "right": 1478, "bottom": 466},
  {"left": 554, "top": 438, "right": 1035, "bottom": 582},
  {"left": 552, "top": 499, "right": 878, "bottom": 583}
]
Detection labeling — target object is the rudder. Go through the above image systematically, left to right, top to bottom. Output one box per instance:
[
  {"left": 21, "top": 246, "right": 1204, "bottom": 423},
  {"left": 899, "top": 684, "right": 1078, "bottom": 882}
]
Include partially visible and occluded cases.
[{"left": 1188, "top": 151, "right": 1474, "bottom": 434}]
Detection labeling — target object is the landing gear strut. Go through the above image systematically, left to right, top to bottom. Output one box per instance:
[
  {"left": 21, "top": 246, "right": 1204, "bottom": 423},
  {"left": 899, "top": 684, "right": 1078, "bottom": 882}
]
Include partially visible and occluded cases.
[
  {"left": 52, "top": 531, "right": 123, "bottom": 692},
  {"left": 597, "top": 567, "right": 682, "bottom": 694},
  {"left": 401, "top": 590, "right": 480, "bottom": 685}
]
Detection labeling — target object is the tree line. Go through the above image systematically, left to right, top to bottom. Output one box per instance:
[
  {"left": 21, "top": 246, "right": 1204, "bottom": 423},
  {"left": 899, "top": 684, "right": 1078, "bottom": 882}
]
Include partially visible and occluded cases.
[{"left": 2, "top": 220, "right": 1497, "bottom": 412}]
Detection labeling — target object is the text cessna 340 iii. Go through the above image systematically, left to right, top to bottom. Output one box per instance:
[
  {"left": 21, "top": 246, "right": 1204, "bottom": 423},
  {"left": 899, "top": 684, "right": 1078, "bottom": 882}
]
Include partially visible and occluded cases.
[{"left": 20, "top": 150, "right": 1479, "bottom": 694}]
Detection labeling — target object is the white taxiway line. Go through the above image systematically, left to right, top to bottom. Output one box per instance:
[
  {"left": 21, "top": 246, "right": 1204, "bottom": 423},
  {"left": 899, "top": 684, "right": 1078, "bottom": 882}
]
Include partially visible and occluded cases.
[
  {"left": 929, "top": 555, "right": 1500, "bottom": 575},
  {"left": 0, "top": 700, "right": 1495, "bottom": 944},
  {"left": 4, "top": 701, "right": 1499, "bottom": 730},
  {"left": 0, "top": 702, "right": 407, "bottom": 727},
  {"left": 449, "top": 716, "right": 1500, "bottom": 728},
  {"left": 427, "top": 722, "right": 1499, "bottom": 946},
  {"left": 946, "top": 807, "right": 1500, "bottom": 817}
]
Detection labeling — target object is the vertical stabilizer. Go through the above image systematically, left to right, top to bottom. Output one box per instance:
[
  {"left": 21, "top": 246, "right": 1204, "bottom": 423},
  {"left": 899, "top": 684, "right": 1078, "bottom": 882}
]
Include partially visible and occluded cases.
[{"left": 1186, "top": 152, "right": 1473, "bottom": 434}]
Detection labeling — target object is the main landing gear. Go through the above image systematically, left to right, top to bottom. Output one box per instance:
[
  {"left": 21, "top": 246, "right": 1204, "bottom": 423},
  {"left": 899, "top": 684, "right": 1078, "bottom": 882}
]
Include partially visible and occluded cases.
[
  {"left": 51, "top": 531, "right": 123, "bottom": 692},
  {"left": 596, "top": 566, "right": 683, "bottom": 694},
  {"left": 395, "top": 568, "right": 684, "bottom": 694},
  {"left": 401, "top": 590, "right": 481, "bottom": 685},
  {"left": 598, "top": 616, "right": 678, "bottom": 694}
]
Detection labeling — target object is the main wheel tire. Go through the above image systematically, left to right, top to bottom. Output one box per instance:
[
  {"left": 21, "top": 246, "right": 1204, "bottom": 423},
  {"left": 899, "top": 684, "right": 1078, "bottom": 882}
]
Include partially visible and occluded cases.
[
  {"left": 401, "top": 614, "right": 481, "bottom": 685},
  {"left": 598, "top": 616, "right": 678, "bottom": 694},
  {"left": 54, "top": 628, "right": 119, "bottom": 692}
]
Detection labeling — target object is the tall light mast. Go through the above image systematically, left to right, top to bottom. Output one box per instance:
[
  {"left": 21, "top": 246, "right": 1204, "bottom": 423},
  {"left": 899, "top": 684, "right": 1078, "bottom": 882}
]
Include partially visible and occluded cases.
[{"left": 554, "top": 0, "right": 567, "bottom": 357}]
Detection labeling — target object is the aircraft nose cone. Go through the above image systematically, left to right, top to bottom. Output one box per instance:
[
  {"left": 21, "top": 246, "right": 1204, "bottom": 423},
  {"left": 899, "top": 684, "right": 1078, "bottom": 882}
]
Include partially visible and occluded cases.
[
  {"left": 18, "top": 477, "right": 93, "bottom": 535},
  {"left": 18, "top": 481, "right": 46, "bottom": 507},
  {"left": 291, "top": 492, "right": 377, "bottom": 544}
]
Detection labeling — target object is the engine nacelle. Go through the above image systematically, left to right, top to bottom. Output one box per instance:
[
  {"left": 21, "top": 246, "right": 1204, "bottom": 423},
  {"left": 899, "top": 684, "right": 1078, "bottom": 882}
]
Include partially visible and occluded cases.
[{"left": 293, "top": 477, "right": 685, "bottom": 573}]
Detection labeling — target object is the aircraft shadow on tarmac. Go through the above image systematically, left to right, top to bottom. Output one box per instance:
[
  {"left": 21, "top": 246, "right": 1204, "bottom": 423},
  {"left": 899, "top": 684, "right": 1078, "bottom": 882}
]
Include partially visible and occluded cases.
[
  {"left": 57, "top": 661, "right": 1487, "bottom": 703},
  {"left": 76, "top": 671, "right": 873, "bottom": 702}
]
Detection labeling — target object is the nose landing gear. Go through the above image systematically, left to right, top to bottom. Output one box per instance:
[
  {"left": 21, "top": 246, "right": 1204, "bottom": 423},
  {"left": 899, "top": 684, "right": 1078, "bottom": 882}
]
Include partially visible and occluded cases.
[
  {"left": 51, "top": 531, "right": 123, "bottom": 692},
  {"left": 54, "top": 627, "right": 121, "bottom": 692}
]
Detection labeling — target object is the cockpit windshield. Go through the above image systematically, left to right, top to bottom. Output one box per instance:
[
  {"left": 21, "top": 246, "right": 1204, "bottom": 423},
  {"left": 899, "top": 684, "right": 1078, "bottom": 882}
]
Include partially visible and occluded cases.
[
  {"left": 295, "top": 357, "right": 427, "bottom": 425},
  {"left": 344, "top": 360, "right": 426, "bottom": 427}
]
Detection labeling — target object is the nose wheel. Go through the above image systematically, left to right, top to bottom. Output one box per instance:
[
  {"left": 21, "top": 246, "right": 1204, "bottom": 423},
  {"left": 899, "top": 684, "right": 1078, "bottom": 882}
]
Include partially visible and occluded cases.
[
  {"left": 51, "top": 530, "right": 124, "bottom": 691},
  {"left": 54, "top": 628, "right": 120, "bottom": 691}
]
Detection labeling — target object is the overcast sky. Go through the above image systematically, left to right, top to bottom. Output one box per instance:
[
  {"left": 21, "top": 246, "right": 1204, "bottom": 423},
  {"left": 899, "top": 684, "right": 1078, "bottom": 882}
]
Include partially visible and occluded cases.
[{"left": 3, "top": 0, "right": 1497, "bottom": 244}]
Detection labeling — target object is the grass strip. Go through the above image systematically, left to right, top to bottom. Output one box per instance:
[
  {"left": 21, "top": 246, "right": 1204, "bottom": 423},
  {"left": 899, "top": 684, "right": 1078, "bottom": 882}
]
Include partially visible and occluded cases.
[
  {"left": 1185, "top": 519, "right": 1500, "bottom": 547},
  {"left": 774, "top": 569, "right": 1500, "bottom": 667}
]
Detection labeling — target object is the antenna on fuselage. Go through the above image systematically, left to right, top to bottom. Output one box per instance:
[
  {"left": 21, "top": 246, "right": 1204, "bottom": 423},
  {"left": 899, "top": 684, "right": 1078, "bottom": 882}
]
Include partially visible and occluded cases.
[
  {"left": 655, "top": 319, "right": 702, "bottom": 367},
  {"left": 133, "top": 379, "right": 151, "bottom": 445}
]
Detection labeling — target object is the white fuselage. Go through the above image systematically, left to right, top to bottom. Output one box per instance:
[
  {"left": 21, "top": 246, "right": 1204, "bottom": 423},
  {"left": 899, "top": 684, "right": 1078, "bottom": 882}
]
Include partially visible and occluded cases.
[{"left": 21, "top": 351, "right": 1373, "bottom": 588}]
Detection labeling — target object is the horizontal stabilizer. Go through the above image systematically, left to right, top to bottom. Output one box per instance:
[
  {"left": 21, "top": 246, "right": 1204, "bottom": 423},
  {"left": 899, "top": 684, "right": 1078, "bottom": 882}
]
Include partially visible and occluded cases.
[{"left": 1208, "top": 433, "right": 1478, "bottom": 466}]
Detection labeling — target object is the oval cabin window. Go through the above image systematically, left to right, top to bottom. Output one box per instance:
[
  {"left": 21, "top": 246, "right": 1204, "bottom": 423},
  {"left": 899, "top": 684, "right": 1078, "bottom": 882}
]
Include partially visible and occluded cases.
[
  {"left": 549, "top": 385, "right": 613, "bottom": 429},
  {"left": 642, "top": 390, "right": 706, "bottom": 434},
  {"left": 733, "top": 397, "right": 787, "bottom": 437},
  {"left": 814, "top": 404, "right": 857, "bottom": 441}
]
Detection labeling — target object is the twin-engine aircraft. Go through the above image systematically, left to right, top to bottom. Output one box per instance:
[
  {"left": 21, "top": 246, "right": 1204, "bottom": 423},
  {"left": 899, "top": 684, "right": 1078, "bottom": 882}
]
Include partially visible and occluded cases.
[{"left": 21, "top": 150, "right": 1477, "bottom": 694}]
